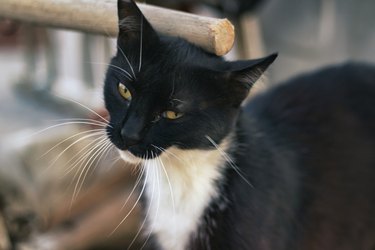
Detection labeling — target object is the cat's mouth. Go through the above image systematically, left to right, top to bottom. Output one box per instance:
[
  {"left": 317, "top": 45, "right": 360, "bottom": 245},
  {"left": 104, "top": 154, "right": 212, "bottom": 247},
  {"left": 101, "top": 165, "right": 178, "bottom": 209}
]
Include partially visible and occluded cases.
[
  {"left": 118, "top": 146, "right": 161, "bottom": 164},
  {"left": 118, "top": 150, "right": 141, "bottom": 164}
]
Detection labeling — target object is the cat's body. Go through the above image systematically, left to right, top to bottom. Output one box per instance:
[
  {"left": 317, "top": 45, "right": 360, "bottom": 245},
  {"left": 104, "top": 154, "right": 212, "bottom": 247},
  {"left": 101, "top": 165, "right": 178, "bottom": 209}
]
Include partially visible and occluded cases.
[
  {"left": 104, "top": 1, "right": 375, "bottom": 249},
  {"left": 140, "top": 63, "right": 375, "bottom": 250},
  {"left": 191, "top": 63, "right": 375, "bottom": 250}
]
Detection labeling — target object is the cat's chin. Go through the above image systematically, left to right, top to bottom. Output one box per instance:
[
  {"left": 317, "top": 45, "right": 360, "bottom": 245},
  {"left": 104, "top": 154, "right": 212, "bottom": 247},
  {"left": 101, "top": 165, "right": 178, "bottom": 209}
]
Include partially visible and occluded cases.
[{"left": 118, "top": 150, "right": 142, "bottom": 164}]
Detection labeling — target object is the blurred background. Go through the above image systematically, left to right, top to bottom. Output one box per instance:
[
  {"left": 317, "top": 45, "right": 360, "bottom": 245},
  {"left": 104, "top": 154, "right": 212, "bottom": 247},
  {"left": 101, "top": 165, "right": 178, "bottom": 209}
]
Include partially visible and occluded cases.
[{"left": 0, "top": 0, "right": 375, "bottom": 249}]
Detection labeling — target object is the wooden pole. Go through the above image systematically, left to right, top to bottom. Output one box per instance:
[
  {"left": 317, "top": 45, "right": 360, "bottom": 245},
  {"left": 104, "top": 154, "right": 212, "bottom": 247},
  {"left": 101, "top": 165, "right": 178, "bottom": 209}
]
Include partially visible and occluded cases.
[{"left": 0, "top": 0, "right": 235, "bottom": 56}]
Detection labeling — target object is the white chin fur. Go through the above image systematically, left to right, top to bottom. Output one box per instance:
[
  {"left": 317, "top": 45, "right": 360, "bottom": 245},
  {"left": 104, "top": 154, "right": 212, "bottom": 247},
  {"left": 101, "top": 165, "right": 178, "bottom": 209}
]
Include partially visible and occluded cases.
[{"left": 118, "top": 150, "right": 142, "bottom": 164}]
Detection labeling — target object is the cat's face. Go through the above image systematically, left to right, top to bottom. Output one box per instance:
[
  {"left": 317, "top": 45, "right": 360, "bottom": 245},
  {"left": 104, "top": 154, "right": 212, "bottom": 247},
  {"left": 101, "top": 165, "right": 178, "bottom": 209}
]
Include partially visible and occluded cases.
[{"left": 104, "top": 0, "right": 276, "bottom": 161}]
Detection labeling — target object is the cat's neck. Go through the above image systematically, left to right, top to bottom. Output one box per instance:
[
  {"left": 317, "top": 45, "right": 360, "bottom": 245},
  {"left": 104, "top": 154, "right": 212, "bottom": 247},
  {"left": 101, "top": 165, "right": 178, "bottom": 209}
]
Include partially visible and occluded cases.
[{"left": 142, "top": 137, "right": 232, "bottom": 250}]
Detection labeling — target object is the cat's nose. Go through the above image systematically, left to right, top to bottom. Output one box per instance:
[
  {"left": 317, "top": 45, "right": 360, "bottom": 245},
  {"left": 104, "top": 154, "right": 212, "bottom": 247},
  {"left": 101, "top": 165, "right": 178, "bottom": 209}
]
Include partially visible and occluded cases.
[
  {"left": 121, "top": 116, "right": 143, "bottom": 148},
  {"left": 121, "top": 130, "right": 141, "bottom": 148}
]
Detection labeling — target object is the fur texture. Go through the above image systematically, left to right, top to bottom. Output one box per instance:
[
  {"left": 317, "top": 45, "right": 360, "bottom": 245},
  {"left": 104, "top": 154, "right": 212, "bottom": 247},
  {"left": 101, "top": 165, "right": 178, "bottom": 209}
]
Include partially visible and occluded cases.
[{"left": 104, "top": 1, "right": 375, "bottom": 249}]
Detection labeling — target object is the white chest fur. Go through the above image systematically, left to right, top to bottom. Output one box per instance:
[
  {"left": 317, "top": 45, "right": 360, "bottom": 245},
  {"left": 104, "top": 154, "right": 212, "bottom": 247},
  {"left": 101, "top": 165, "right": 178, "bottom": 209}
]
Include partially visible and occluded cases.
[{"left": 142, "top": 144, "right": 228, "bottom": 250}]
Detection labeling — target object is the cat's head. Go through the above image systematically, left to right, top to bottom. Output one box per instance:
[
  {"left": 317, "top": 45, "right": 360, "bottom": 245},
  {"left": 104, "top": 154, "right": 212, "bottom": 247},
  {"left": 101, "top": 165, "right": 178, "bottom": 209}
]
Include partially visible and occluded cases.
[{"left": 104, "top": 0, "right": 276, "bottom": 162}]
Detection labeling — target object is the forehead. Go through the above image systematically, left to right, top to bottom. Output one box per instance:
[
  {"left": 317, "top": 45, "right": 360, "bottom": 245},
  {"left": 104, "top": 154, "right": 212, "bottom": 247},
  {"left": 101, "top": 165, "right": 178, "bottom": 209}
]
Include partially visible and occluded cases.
[
  {"left": 109, "top": 37, "right": 226, "bottom": 103},
  {"left": 110, "top": 58, "right": 213, "bottom": 91},
  {"left": 140, "top": 65, "right": 219, "bottom": 99}
]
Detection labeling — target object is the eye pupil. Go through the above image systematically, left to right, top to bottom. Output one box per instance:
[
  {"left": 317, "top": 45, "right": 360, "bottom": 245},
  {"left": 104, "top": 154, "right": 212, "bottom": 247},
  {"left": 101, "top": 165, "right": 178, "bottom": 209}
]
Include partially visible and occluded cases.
[
  {"left": 118, "top": 82, "right": 132, "bottom": 101},
  {"left": 161, "top": 111, "right": 184, "bottom": 120}
]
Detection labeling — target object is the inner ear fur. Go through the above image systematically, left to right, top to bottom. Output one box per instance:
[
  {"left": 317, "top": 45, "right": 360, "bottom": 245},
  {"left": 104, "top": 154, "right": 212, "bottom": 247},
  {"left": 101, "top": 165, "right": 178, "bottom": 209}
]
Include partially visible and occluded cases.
[{"left": 225, "top": 53, "right": 277, "bottom": 106}]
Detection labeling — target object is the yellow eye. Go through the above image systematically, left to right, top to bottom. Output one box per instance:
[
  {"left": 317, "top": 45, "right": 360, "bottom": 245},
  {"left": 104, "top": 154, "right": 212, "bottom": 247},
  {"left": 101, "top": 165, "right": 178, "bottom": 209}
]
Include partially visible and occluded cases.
[
  {"left": 118, "top": 82, "right": 132, "bottom": 101},
  {"left": 162, "top": 111, "right": 184, "bottom": 120}
]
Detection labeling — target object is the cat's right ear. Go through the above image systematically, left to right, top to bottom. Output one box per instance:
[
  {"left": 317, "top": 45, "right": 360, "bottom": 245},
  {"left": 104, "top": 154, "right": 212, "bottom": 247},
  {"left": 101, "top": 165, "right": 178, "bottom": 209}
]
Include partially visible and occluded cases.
[{"left": 117, "top": 0, "right": 159, "bottom": 46}]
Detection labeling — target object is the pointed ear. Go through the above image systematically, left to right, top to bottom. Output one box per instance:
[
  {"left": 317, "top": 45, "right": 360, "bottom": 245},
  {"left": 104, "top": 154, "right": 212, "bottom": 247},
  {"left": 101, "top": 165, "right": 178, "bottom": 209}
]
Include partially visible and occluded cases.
[
  {"left": 117, "top": 0, "right": 158, "bottom": 45},
  {"left": 226, "top": 53, "right": 277, "bottom": 105}
]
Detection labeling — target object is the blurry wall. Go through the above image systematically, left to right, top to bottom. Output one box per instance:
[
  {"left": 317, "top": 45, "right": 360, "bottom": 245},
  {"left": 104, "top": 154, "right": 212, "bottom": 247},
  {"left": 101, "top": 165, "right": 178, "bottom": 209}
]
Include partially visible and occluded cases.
[{"left": 259, "top": 0, "right": 375, "bottom": 82}]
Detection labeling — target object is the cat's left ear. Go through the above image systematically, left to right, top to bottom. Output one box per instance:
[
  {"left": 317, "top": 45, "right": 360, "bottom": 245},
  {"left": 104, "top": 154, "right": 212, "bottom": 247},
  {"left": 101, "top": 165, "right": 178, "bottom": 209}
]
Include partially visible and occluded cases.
[
  {"left": 117, "top": 0, "right": 159, "bottom": 46},
  {"left": 226, "top": 53, "right": 277, "bottom": 105}
]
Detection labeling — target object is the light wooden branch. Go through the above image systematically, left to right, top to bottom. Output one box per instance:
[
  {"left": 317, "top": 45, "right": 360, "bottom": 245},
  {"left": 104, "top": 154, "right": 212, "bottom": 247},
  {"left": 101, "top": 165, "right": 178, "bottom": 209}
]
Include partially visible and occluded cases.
[{"left": 0, "top": 0, "right": 235, "bottom": 56}]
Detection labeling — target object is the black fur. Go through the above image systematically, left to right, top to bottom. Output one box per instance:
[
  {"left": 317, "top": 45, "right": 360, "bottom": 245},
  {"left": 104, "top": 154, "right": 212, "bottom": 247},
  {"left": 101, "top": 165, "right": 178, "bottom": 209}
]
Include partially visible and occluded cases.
[
  {"left": 104, "top": 0, "right": 275, "bottom": 158},
  {"left": 104, "top": 1, "right": 375, "bottom": 249},
  {"left": 191, "top": 63, "right": 375, "bottom": 250}
]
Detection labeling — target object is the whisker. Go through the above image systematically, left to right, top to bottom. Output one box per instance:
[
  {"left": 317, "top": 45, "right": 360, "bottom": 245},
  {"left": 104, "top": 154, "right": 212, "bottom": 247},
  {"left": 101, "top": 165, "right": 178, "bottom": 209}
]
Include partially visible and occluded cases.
[
  {"left": 138, "top": 15, "right": 143, "bottom": 73},
  {"left": 117, "top": 46, "right": 136, "bottom": 79},
  {"left": 90, "top": 62, "right": 133, "bottom": 81},
  {"left": 109, "top": 68, "right": 133, "bottom": 81},
  {"left": 169, "top": 77, "right": 176, "bottom": 99},
  {"left": 53, "top": 94, "right": 110, "bottom": 124},
  {"left": 49, "top": 118, "right": 109, "bottom": 128},
  {"left": 28, "top": 121, "right": 107, "bottom": 139},
  {"left": 39, "top": 128, "right": 105, "bottom": 159},
  {"left": 44, "top": 132, "right": 106, "bottom": 173},
  {"left": 205, "top": 135, "right": 254, "bottom": 188},
  {"left": 62, "top": 136, "right": 108, "bottom": 179},
  {"left": 67, "top": 136, "right": 107, "bottom": 177},
  {"left": 63, "top": 137, "right": 108, "bottom": 200},
  {"left": 71, "top": 137, "right": 110, "bottom": 202},
  {"left": 72, "top": 140, "right": 112, "bottom": 202},
  {"left": 80, "top": 140, "right": 113, "bottom": 179},
  {"left": 99, "top": 143, "right": 116, "bottom": 168},
  {"left": 152, "top": 144, "right": 186, "bottom": 165},
  {"left": 101, "top": 145, "right": 122, "bottom": 172},
  {"left": 153, "top": 148, "right": 176, "bottom": 224},
  {"left": 109, "top": 153, "right": 149, "bottom": 236},
  {"left": 128, "top": 153, "right": 156, "bottom": 250},
  {"left": 140, "top": 153, "right": 161, "bottom": 250},
  {"left": 121, "top": 161, "right": 145, "bottom": 211},
  {"left": 159, "top": 165, "right": 175, "bottom": 221}
]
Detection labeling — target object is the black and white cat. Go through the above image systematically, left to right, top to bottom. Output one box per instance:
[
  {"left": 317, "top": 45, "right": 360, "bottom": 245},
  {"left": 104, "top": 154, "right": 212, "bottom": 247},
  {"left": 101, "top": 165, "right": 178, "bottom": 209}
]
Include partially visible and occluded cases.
[{"left": 104, "top": 1, "right": 375, "bottom": 249}]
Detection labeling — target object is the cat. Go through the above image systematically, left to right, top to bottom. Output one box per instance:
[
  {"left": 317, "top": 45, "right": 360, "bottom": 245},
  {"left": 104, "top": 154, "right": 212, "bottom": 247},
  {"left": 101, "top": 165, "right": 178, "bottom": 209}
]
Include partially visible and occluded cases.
[{"left": 104, "top": 0, "right": 375, "bottom": 249}]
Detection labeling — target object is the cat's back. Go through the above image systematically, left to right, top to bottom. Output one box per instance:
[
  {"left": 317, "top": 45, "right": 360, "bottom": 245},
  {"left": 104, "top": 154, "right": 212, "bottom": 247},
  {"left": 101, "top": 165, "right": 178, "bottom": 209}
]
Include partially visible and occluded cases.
[
  {"left": 246, "top": 62, "right": 375, "bottom": 137},
  {"left": 242, "top": 63, "right": 375, "bottom": 250}
]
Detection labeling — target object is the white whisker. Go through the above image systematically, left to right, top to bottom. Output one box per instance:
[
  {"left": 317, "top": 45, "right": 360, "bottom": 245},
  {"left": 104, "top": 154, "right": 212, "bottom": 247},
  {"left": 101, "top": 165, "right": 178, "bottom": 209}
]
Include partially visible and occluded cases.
[
  {"left": 138, "top": 16, "right": 144, "bottom": 73},
  {"left": 117, "top": 46, "right": 136, "bottom": 79},
  {"left": 90, "top": 62, "right": 133, "bottom": 81},
  {"left": 53, "top": 94, "right": 110, "bottom": 124},
  {"left": 49, "top": 118, "right": 109, "bottom": 128},
  {"left": 28, "top": 122, "right": 107, "bottom": 139},
  {"left": 39, "top": 129, "right": 105, "bottom": 159},
  {"left": 44, "top": 132, "right": 106, "bottom": 173},
  {"left": 62, "top": 135, "right": 107, "bottom": 177},
  {"left": 206, "top": 135, "right": 254, "bottom": 188},
  {"left": 63, "top": 137, "right": 107, "bottom": 197},
  {"left": 71, "top": 137, "right": 109, "bottom": 202},
  {"left": 63, "top": 138, "right": 110, "bottom": 196},
  {"left": 73, "top": 139, "right": 112, "bottom": 199},
  {"left": 83, "top": 140, "right": 113, "bottom": 177},
  {"left": 99, "top": 144, "right": 116, "bottom": 168},
  {"left": 152, "top": 144, "right": 186, "bottom": 164},
  {"left": 101, "top": 145, "right": 122, "bottom": 172},
  {"left": 153, "top": 148, "right": 176, "bottom": 226},
  {"left": 140, "top": 152, "right": 161, "bottom": 250},
  {"left": 109, "top": 153, "right": 149, "bottom": 236},
  {"left": 128, "top": 153, "right": 156, "bottom": 250},
  {"left": 121, "top": 162, "right": 145, "bottom": 211}
]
